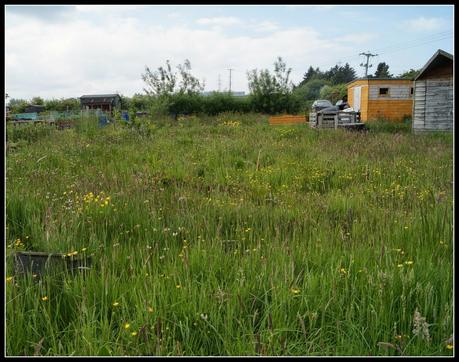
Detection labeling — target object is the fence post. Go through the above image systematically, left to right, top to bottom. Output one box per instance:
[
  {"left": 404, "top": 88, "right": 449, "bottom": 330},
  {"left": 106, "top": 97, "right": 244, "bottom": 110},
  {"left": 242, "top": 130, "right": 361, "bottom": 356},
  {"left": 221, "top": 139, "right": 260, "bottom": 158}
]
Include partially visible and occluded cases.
[{"left": 334, "top": 114, "right": 339, "bottom": 129}]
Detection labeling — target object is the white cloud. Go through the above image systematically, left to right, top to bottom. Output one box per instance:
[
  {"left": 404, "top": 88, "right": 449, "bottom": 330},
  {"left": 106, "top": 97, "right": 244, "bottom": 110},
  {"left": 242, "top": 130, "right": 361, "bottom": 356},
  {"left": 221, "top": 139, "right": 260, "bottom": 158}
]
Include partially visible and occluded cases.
[
  {"left": 5, "top": 9, "right": 366, "bottom": 99},
  {"left": 196, "top": 16, "right": 242, "bottom": 26},
  {"left": 404, "top": 17, "right": 448, "bottom": 32},
  {"left": 251, "top": 20, "right": 279, "bottom": 33}
]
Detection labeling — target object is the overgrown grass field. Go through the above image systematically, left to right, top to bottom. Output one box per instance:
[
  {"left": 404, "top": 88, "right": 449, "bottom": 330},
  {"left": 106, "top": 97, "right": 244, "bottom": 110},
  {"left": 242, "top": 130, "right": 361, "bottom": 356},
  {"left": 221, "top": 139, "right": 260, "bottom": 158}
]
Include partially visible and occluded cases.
[{"left": 5, "top": 114, "right": 453, "bottom": 356}]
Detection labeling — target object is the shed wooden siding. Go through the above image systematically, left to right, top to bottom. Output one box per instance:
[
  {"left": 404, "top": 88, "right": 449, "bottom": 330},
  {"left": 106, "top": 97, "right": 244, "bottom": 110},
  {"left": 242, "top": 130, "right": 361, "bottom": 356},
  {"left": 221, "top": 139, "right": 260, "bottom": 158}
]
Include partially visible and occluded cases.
[
  {"left": 412, "top": 50, "right": 453, "bottom": 133},
  {"left": 413, "top": 78, "right": 453, "bottom": 131},
  {"left": 347, "top": 79, "right": 413, "bottom": 122},
  {"left": 368, "top": 84, "right": 412, "bottom": 99},
  {"left": 367, "top": 99, "right": 413, "bottom": 121},
  {"left": 269, "top": 115, "right": 307, "bottom": 125}
]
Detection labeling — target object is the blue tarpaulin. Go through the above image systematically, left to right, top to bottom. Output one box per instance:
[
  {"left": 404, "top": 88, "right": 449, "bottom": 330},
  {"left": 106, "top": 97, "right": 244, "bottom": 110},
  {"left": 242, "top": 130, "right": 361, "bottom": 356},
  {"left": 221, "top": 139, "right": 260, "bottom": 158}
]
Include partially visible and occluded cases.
[{"left": 14, "top": 112, "right": 38, "bottom": 121}]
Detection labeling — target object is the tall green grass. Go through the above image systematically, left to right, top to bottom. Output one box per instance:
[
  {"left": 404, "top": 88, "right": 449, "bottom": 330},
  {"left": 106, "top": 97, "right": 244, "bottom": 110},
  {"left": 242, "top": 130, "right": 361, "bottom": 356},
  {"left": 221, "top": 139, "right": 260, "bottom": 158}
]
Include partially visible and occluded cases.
[{"left": 6, "top": 115, "right": 453, "bottom": 356}]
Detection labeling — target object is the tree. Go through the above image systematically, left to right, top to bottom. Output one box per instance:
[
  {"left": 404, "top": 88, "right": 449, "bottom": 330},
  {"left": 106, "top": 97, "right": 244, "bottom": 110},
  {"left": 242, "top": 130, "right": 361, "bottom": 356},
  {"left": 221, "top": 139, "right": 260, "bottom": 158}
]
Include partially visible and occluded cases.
[
  {"left": 273, "top": 56, "right": 293, "bottom": 93},
  {"left": 247, "top": 57, "right": 298, "bottom": 114},
  {"left": 141, "top": 59, "right": 204, "bottom": 97},
  {"left": 373, "top": 62, "right": 392, "bottom": 78},
  {"left": 323, "top": 63, "right": 357, "bottom": 85},
  {"left": 297, "top": 66, "right": 322, "bottom": 87},
  {"left": 399, "top": 68, "right": 419, "bottom": 79},
  {"left": 293, "top": 78, "right": 330, "bottom": 101},
  {"left": 319, "top": 83, "right": 348, "bottom": 104},
  {"left": 30, "top": 96, "right": 44, "bottom": 105},
  {"left": 8, "top": 98, "right": 28, "bottom": 113},
  {"left": 44, "top": 98, "right": 80, "bottom": 112}
]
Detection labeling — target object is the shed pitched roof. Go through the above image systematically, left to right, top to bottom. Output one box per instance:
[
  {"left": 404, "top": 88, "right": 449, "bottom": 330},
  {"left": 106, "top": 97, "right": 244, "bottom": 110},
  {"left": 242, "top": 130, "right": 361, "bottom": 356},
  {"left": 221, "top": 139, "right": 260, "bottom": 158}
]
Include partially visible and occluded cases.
[
  {"left": 414, "top": 49, "right": 453, "bottom": 81},
  {"left": 80, "top": 94, "right": 120, "bottom": 99},
  {"left": 80, "top": 94, "right": 121, "bottom": 105}
]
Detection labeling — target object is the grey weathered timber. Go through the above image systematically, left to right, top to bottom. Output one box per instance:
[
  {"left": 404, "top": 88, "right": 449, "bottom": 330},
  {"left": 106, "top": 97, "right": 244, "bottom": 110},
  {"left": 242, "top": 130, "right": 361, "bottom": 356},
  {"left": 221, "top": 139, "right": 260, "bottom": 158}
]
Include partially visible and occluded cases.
[
  {"left": 412, "top": 49, "right": 453, "bottom": 132},
  {"left": 309, "top": 111, "right": 363, "bottom": 130}
]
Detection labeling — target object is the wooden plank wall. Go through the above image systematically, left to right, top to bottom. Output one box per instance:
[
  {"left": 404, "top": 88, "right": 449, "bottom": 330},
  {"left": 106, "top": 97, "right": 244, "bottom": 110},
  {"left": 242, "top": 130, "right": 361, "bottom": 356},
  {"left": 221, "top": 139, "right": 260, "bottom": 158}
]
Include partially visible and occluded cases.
[
  {"left": 413, "top": 78, "right": 453, "bottom": 131},
  {"left": 367, "top": 99, "right": 413, "bottom": 121},
  {"left": 269, "top": 115, "right": 307, "bottom": 125}
]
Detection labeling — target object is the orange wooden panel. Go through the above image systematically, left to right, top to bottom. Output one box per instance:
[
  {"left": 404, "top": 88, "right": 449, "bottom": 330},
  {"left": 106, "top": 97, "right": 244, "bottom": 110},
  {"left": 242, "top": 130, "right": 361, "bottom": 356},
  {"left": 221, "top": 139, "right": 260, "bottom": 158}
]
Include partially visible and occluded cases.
[{"left": 269, "top": 115, "right": 307, "bottom": 125}]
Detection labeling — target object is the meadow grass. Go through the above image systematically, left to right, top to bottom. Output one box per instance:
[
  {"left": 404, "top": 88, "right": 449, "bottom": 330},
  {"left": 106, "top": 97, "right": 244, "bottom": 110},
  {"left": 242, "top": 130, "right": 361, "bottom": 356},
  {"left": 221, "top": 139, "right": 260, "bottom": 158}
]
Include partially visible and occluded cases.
[{"left": 5, "top": 114, "right": 453, "bottom": 356}]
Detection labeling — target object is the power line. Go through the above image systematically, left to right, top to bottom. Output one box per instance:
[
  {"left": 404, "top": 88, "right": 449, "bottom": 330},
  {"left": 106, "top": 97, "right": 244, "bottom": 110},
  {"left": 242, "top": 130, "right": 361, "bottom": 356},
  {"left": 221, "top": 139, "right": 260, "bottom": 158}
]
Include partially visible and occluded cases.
[
  {"left": 319, "top": 29, "right": 453, "bottom": 70},
  {"left": 371, "top": 30, "right": 453, "bottom": 54},
  {"left": 376, "top": 35, "right": 453, "bottom": 56}
]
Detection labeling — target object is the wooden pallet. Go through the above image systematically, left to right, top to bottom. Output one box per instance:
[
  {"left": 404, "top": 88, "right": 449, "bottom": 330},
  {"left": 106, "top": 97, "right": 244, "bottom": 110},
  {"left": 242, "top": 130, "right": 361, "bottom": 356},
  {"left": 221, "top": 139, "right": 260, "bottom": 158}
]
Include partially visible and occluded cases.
[{"left": 309, "top": 111, "right": 363, "bottom": 129}]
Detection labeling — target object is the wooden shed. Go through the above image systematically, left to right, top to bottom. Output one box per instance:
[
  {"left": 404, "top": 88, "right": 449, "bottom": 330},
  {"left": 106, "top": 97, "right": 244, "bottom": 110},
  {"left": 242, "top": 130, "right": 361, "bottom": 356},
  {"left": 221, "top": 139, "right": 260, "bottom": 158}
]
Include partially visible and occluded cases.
[
  {"left": 412, "top": 49, "right": 453, "bottom": 132},
  {"left": 347, "top": 78, "right": 413, "bottom": 122},
  {"left": 80, "top": 94, "right": 121, "bottom": 114},
  {"left": 24, "top": 104, "right": 45, "bottom": 113}
]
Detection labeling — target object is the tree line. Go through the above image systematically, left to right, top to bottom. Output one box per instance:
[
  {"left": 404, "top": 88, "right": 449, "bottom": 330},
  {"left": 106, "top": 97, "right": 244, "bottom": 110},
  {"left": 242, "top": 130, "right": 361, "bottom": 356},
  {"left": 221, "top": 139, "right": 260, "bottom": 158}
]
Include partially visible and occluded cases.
[{"left": 6, "top": 58, "right": 420, "bottom": 116}]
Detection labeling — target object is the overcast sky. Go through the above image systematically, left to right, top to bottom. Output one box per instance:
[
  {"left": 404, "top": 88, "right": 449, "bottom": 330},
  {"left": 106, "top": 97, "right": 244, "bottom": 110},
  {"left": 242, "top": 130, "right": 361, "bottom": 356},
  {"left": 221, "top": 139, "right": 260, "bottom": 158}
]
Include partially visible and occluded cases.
[{"left": 5, "top": 5, "right": 454, "bottom": 100}]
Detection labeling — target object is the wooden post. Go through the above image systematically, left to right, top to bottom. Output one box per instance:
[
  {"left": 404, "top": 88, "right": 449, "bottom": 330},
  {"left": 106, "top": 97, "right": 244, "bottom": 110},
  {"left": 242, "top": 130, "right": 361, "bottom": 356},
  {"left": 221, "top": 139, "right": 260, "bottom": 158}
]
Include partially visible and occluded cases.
[{"left": 334, "top": 114, "right": 339, "bottom": 129}]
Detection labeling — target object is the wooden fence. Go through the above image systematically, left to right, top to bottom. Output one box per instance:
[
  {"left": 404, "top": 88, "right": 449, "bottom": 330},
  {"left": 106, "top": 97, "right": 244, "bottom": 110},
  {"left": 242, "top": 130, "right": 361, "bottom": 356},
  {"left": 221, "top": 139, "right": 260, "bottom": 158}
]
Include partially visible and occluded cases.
[{"left": 269, "top": 115, "right": 307, "bottom": 125}]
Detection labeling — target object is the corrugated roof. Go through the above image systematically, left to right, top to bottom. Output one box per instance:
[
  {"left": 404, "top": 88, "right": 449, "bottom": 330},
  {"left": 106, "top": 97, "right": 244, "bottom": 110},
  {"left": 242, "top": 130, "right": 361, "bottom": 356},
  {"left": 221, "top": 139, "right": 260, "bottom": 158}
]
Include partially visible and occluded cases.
[{"left": 414, "top": 49, "right": 453, "bottom": 81}]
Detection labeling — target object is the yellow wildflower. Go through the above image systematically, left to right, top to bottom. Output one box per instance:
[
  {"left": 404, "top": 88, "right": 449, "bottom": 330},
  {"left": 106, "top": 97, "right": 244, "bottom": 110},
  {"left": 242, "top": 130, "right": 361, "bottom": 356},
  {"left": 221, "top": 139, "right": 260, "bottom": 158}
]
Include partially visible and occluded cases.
[
  {"left": 405, "top": 261, "right": 414, "bottom": 266},
  {"left": 397, "top": 264, "right": 404, "bottom": 268},
  {"left": 6, "top": 276, "right": 13, "bottom": 282},
  {"left": 176, "top": 284, "right": 182, "bottom": 289},
  {"left": 290, "top": 288, "right": 300, "bottom": 295},
  {"left": 41, "top": 296, "right": 48, "bottom": 301},
  {"left": 112, "top": 302, "right": 120, "bottom": 307},
  {"left": 148, "top": 307, "right": 154, "bottom": 313},
  {"left": 124, "top": 323, "right": 130, "bottom": 329},
  {"left": 131, "top": 332, "right": 137, "bottom": 337},
  {"left": 446, "top": 344, "right": 453, "bottom": 350}
]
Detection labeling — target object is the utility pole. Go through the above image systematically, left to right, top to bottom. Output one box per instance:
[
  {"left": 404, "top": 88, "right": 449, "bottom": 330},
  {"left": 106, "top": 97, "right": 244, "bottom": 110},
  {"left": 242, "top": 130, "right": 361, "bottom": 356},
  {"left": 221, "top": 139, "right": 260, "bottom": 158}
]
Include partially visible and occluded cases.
[
  {"left": 359, "top": 52, "right": 378, "bottom": 77},
  {"left": 227, "top": 68, "right": 234, "bottom": 93},
  {"left": 218, "top": 74, "right": 221, "bottom": 92}
]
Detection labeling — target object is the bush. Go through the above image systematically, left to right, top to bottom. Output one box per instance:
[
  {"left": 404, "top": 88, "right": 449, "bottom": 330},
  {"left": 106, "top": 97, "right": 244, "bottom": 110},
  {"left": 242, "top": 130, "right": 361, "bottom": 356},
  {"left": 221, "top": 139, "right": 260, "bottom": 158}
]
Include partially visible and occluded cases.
[{"left": 201, "top": 93, "right": 251, "bottom": 115}]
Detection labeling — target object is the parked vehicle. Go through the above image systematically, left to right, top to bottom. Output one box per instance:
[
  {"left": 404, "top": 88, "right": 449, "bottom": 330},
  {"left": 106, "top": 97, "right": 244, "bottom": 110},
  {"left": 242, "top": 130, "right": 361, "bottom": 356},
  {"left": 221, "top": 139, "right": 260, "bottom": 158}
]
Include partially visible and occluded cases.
[
  {"left": 317, "top": 98, "right": 350, "bottom": 114},
  {"left": 311, "top": 99, "right": 333, "bottom": 112}
]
